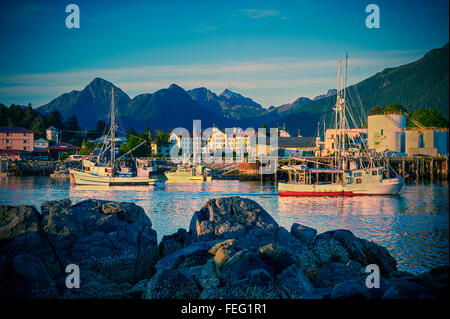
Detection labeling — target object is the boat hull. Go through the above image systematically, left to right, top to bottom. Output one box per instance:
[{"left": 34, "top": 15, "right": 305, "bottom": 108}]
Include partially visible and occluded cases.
[
  {"left": 69, "top": 169, "right": 157, "bottom": 186},
  {"left": 164, "top": 172, "right": 211, "bottom": 182},
  {"left": 278, "top": 178, "right": 405, "bottom": 196}
]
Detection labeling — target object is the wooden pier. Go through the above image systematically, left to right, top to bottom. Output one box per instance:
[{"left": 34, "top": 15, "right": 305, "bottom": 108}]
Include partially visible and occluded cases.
[{"left": 276, "top": 156, "right": 448, "bottom": 182}]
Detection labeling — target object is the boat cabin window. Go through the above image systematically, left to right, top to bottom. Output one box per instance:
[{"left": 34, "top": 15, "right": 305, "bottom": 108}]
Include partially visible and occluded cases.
[{"left": 372, "top": 170, "right": 378, "bottom": 176}]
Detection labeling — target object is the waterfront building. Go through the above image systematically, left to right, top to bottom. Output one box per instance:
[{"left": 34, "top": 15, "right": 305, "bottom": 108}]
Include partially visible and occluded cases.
[
  {"left": 367, "top": 114, "right": 448, "bottom": 156},
  {"left": 368, "top": 114, "right": 406, "bottom": 154},
  {"left": 46, "top": 126, "right": 59, "bottom": 142},
  {"left": 0, "top": 127, "right": 34, "bottom": 152},
  {"left": 323, "top": 128, "right": 368, "bottom": 156},
  {"left": 405, "top": 128, "right": 448, "bottom": 157},
  {"left": 169, "top": 131, "right": 193, "bottom": 154},
  {"left": 278, "top": 137, "right": 317, "bottom": 157},
  {"left": 34, "top": 138, "right": 49, "bottom": 150},
  {"left": 150, "top": 141, "right": 173, "bottom": 156},
  {"left": 47, "top": 142, "right": 80, "bottom": 159}
]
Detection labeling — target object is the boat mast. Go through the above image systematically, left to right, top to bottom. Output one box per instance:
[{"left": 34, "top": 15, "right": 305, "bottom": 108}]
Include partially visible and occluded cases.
[
  {"left": 341, "top": 52, "right": 348, "bottom": 170},
  {"left": 334, "top": 58, "right": 341, "bottom": 169},
  {"left": 110, "top": 87, "right": 116, "bottom": 174}
]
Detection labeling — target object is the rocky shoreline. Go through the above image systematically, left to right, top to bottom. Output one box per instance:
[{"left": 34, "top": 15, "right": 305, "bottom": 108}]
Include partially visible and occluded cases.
[
  {"left": 6, "top": 161, "right": 80, "bottom": 176},
  {"left": 0, "top": 196, "right": 447, "bottom": 299}
]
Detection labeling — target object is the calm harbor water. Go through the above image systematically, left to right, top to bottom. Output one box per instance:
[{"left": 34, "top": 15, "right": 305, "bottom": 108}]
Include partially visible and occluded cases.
[{"left": 0, "top": 176, "right": 448, "bottom": 274}]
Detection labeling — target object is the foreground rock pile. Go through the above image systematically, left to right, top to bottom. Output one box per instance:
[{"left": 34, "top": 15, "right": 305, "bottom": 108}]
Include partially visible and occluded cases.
[
  {"left": 0, "top": 196, "right": 447, "bottom": 299},
  {"left": 0, "top": 199, "right": 159, "bottom": 298}
]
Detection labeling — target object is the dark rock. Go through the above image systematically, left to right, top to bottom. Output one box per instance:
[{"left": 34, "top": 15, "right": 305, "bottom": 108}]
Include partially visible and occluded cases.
[
  {"left": 189, "top": 197, "right": 278, "bottom": 240},
  {"left": 0, "top": 198, "right": 160, "bottom": 298},
  {"left": 0, "top": 205, "right": 46, "bottom": 257},
  {"left": 291, "top": 223, "right": 317, "bottom": 245},
  {"left": 241, "top": 227, "right": 278, "bottom": 250},
  {"left": 159, "top": 228, "right": 193, "bottom": 257},
  {"left": 317, "top": 229, "right": 397, "bottom": 277},
  {"left": 312, "top": 237, "right": 349, "bottom": 265},
  {"left": 359, "top": 238, "right": 397, "bottom": 277},
  {"left": 208, "top": 239, "right": 240, "bottom": 269},
  {"left": 155, "top": 240, "right": 216, "bottom": 272},
  {"left": 257, "top": 243, "right": 295, "bottom": 274},
  {"left": 222, "top": 249, "right": 272, "bottom": 283},
  {"left": 10, "top": 254, "right": 58, "bottom": 298},
  {"left": 197, "top": 259, "right": 220, "bottom": 290},
  {"left": 347, "top": 260, "right": 363, "bottom": 273},
  {"left": 311, "top": 262, "right": 360, "bottom": 288},
  {"left": 277, "top": 264, "right": 313, "bottom": 298},
  {"left": 416, "top": 266, "right": 449, "bottom": 292},
  {"left": 246, "top": 268, "right": 274, "bottom": 284},
  {"left": 143, "top": 269, "right": 201, "bottom": 299},
  {"left": 222, "top": 278, "right": 285, "bottom": 299},
  {"left": 126, "top": 279, "right": 150, "bottom": 299},
  {"left": 330, "top": 279, "right": 371, "bottom": 299},
  {"left": 382, "top": 279, "right": 431, "bottom": 299},
  {"left": 300, "top": 287, "right": 332, "bottom": 299}
]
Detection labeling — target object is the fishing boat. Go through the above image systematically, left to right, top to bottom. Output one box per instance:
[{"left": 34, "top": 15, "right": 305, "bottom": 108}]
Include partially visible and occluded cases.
[
  {"left": 278, "top": 54, "right": 404, "bottom": 196},
  {"left": 69, "top": 88, "right": 158, "bottom": 186},
  {"left": 136, "top": 158, "right": 158, "bottom": 177},
  {"left": 164, "top": 163, "right": 212, "bottom": 182},
  {"left": 50, "top": 164, "right": 70, "bottom": 178}
]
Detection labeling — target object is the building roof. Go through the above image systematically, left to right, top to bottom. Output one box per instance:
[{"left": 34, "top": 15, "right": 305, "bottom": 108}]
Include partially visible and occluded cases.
[
  {"left": 0, "top": 126, "right": 33, "bottom": 133},
  {"left": 278, "top": 137, "right": 316, "bottom": 148},
  {"left": 47, "top": 142, "right": 80, "bottom": 151},
  {"left": 0, "top": 149, "right": 22, "bottom": 155}
]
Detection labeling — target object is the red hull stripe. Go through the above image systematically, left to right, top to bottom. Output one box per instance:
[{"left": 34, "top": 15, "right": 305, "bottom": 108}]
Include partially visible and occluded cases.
[{"left": 278, "top": 191, "right": 370, "bottom": 197}]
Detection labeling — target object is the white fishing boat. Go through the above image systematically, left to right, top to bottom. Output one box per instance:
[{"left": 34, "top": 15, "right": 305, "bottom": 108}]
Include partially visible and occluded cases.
[
  {"left": 278, "top": 54, "right": 404, "bottom": 196},
  {"left": 69, "top": 88, "right": 158, "bottom": 186},
  {"left": 164, "top": 163, "right": 212, "bottom": 182}
]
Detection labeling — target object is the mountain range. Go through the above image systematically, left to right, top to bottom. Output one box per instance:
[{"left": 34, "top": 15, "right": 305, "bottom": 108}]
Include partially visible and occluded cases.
[{"left": 33, "top": 43, "right": 448, "bottom": 136}]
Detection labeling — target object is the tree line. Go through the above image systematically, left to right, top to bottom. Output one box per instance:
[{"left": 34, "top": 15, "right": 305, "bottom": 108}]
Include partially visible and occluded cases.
[{"left": 368, "top": 104, "right": 448, "bottom": 128}]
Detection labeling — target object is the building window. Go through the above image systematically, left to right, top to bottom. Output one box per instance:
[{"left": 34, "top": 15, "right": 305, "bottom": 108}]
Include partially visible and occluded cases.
[
  {"left": 6, "top": 132, "right": 11, "bottom": 136},
  {"left": 24, "top": 133, "right": 29, "bottom": 136},
  {"left": 24, "top": 139, "right": 28, "bottom": 143},
  {"left": 6, "top": 140, "right": 11, "bottom": 143},
  {"left": 24, "top": 146, "right": 28, "bottom": 151}
]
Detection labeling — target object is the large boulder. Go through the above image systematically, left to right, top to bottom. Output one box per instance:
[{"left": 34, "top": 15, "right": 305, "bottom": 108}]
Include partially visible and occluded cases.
[
  {"left": 189, "top": 197, "right": 278, "bottom": 240},
  {"left": 0, "top": 198, "right": 160, "bottom": 298},
  {"left": 0, "top": 205, "right": 47, "bottom": 257},
  {"left": 291, "top": 223, "right": 317, "bottom": 245},
  {"left": 159, "top": 228, "right": 193, "bottom": 257},
  {"left": 316, "top": 230, "right": 397, "bottom": 277},
  {"left": 312, "top": 237, "right": 349, "bottom": 265},
  {"left": 208, "top": 239, "right": 240, "bottom": 269},
  {"left": 155, "top": 240, "right": 216, "bottom": 272},
  {"left": 257, "top": 243, "right": 296, "bottom": 274},
  {"left": 222, "top": 249, "right": 272, "bottom": 284},
  {"left": 311, "top": 262, "right": 360, "bottom": 288},
  {"left": 276, "top": 264, "right": 314, "bottom": 298}
]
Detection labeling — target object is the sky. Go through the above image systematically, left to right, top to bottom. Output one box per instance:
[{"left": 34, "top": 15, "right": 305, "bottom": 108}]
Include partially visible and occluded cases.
[{"left": 0, "top": 0, "right": 448, "bottom": 108}]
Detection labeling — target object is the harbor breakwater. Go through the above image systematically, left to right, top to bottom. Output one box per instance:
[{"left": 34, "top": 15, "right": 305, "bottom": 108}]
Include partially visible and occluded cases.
[
  {"left": 2, "top": 161, "right": 80, "bottom": 176},
  {"left": 0, "top": 196, "right": 447, "bottom": 299}
]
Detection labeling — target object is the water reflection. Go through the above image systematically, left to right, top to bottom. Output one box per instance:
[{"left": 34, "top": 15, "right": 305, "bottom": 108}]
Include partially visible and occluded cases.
[{"left": 0, "top": 177, "right": 448, "bottom": 274}]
